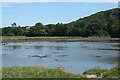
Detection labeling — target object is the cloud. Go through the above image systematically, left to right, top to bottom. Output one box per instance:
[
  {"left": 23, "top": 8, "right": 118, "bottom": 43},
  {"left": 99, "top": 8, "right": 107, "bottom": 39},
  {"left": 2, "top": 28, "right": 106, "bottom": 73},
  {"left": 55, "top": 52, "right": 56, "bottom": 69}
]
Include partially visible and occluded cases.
[{"left": 2, "top": 0, "right": 119, "bottom": 3}]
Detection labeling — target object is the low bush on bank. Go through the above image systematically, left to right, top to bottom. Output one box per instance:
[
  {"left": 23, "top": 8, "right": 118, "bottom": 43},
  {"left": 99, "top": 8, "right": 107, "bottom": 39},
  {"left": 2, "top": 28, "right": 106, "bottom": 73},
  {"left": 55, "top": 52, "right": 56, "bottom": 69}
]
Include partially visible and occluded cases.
[
  {"left": 83, "top": 65, "right": 120, "bottom": 78},
  {"left": 103, "top": 66, "right": 120, "bottom": 78},
  {"left": 83, "top": 67, "right": 108, "bottom": 77}
]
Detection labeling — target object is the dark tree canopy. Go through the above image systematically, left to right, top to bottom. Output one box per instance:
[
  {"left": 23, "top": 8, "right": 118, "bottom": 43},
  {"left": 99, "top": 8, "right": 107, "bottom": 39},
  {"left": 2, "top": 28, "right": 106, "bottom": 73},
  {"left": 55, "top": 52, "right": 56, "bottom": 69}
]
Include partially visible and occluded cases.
[{"left": 2, "top": 8, "right": 120, "bottom": 38}]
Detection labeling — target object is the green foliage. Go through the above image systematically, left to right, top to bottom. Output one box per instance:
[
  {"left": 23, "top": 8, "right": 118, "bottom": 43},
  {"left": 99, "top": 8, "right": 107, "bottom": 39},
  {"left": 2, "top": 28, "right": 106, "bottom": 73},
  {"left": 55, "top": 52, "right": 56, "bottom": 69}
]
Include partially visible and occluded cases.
[
  {"left": 2, "top": 8, "right": 120, "bottom": 38},
  {"left": 26, "top": 22, "right": 47, "bottom": 36},
  {"left": 52, "top": 23, "right": 68, "bottom": 36},
  {"left": 45, "top": 24, "right": 55, "bottom": 36},
  {"left": 2, "top": 27, "right": 25, "bottom": 36},
  {"left": 96, "top": 30, "right": 109, "bottom": 37},
  {"left": 6, "top": 33, "right": 15, "bottom": 36},
  {"left": 83, "top": 65, "right": 120, "bottom": 78},
  {"left": 103, "top": 65, "right": 120, "bottom": 78},
  {"left": 2, "top": 66, "right": 84, "bottom": 78},
  {"left": 2, "top": 66, "right": 119, "bottom": 78},
  {"left": 83, "top": 67, "right": 108, "bottom": 77}
]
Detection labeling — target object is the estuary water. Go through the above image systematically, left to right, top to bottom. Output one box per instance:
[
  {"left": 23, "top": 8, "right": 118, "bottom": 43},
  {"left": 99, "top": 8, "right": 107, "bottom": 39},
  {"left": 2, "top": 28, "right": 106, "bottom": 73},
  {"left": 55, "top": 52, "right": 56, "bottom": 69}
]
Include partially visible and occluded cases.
[{"left": 2, "top": 41, "right": 119, "bottom": 74}]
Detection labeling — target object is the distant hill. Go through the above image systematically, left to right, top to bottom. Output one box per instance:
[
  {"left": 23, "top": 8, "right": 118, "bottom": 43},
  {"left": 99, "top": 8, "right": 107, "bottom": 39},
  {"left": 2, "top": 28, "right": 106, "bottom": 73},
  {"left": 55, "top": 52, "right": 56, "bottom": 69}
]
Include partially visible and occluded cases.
[
  {"left": 2, "top": 8, "right": 120, "bottom": 38},
  {"left": 66, "top": 8, "right": 120, "bottom": 37}
]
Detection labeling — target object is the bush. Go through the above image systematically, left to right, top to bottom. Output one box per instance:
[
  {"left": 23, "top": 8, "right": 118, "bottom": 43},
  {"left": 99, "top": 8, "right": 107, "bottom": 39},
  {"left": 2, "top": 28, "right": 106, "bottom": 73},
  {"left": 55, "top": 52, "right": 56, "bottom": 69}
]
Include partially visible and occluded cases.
[
  {"left": 96, "top": 30, "right": 110, "bottom": 37},
  {"left": 6, "top": 33, "right": 15, "bottom": 36},
  {"left": 103, "top": 65, "right": 120, "bottom": 78},
  {"left": 83, "top": 67, "right": 108, "bottom": 77}
]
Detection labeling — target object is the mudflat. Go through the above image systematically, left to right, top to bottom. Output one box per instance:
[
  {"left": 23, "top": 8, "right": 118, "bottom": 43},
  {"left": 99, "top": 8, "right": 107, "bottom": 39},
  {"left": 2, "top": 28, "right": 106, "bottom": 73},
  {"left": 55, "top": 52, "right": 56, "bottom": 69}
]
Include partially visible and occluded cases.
[{"left": 2, "top": 36, "right": 120, "bottom": 42}]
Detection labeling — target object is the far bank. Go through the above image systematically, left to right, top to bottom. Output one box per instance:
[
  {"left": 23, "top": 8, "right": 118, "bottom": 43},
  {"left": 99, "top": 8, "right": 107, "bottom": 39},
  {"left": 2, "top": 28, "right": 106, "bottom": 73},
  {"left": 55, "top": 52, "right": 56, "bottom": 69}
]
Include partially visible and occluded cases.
[{"left": 2, "top": 36, "right": 120, "bottom": 42}]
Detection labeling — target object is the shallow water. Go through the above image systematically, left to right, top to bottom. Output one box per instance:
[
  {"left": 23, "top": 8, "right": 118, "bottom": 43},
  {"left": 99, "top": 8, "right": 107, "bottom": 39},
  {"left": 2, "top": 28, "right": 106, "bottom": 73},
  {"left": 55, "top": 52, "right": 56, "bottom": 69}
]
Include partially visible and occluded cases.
[{"left": 2, "top": 41, "right": 119, "bottom": 74}]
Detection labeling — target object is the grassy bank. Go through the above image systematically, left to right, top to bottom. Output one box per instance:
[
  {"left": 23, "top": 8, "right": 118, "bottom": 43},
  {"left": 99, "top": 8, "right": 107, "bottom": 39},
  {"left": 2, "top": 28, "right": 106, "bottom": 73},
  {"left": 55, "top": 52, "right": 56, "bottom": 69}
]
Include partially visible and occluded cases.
[
  {"left": 2, "top": 36, "right": 119, "bottom": 42},
  {"left": 2, "top": 65, "right": 120, "bottom": 78},
  {"left": 83, "top": 65, "right": 120, "bottom": 78},
  {"left": 2, "top": 66, "right": 84, "bottom": 78}
]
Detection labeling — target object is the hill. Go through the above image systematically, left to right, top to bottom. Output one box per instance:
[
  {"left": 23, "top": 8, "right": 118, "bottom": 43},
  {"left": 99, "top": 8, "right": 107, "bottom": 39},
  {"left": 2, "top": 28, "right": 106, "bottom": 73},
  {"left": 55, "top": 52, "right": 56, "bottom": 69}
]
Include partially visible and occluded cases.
[
  {"left": 2, "top": 8, "right": 120, "bottom": 38},
  {"left": 66, "top": 8, "right": 120, "bottom": 37}
]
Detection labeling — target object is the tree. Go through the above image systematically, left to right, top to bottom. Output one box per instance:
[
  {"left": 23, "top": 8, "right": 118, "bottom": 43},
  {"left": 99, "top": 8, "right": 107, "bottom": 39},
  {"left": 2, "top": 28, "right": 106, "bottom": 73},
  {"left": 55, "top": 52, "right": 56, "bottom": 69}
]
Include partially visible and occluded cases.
[
  {"left": 2, "top": 8, "right": 120, "bottom": 38},
  {"left": 26, "top": 22, "right": 47, "bottom": 36},
  {"left": 53, "top": 23, "right": 67, "bottom": 36},
  {"left": 45, "top": 24, "right": 55, "bottom": 36}
]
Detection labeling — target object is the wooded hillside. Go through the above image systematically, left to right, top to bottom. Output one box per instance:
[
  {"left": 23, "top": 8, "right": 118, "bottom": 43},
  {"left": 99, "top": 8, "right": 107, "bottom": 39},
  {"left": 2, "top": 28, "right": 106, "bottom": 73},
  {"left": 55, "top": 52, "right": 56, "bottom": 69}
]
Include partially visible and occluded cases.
[{"left": 2, "top": 8, "right": 120, "bottom": 38}]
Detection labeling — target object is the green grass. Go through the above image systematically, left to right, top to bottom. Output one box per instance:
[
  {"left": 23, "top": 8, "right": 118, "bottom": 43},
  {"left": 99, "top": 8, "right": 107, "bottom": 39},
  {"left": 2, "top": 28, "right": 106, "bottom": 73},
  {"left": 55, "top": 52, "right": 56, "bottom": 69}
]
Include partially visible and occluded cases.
[
  {"left": 2, "top": 36, "right": 82, "bottom": 39},
  {"left": 2, "top": 36, "right": 115, "bottom": 39},
  {"left": 2, "top": 36, "right": 119, "bottom": 42},
  {"left": 2, "top": 36, "right": 27, "bottom": 39},
  {"left": 83, "top": 65, "right": 120, "bottom": 78},
  {"left": 2, "top": 66, "right": 84, "bottom": 78},
  {"left": 2, "top": 66, "right": 120, "bottom": 78},
  {"left": 103, "top": 66, "right": 120, "bottom": 78},
  {"left": 83, "top": 67, "right": 108, "bottom": 77},
  {"left": 0, "top": 68, "right": 2, "bottom": 79}
]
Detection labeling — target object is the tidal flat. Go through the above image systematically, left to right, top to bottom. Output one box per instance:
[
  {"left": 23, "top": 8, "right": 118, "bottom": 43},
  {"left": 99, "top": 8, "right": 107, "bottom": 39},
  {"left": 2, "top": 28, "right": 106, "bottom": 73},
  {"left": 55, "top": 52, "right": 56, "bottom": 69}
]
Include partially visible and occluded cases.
[{"left": 2, "top": 39, "right": 119, "bottom": 74}]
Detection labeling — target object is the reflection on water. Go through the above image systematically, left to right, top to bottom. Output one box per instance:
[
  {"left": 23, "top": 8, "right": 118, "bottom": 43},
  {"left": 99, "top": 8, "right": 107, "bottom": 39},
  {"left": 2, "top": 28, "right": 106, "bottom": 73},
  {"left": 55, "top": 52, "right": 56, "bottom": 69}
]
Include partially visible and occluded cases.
[
  {"left": 2, "top": 41, "right": 119, "bottom": 74},
  {"left": 4, "top": 45, "right": 21, "bottom": 50},
  {"left": 112, "top": 45, "right": 120, "bottom": 47},
  {"left": 31, "top": 46, "right": 43, "bottom": 49},
  {"left": 54, "top": 46, "right": 68, "bottom": 50},
  {"left": 97, "top": 48, "right": 120, "bottom": 51},
  {"left": 96, "top": 56, "right": 119, "bottom": 65}
]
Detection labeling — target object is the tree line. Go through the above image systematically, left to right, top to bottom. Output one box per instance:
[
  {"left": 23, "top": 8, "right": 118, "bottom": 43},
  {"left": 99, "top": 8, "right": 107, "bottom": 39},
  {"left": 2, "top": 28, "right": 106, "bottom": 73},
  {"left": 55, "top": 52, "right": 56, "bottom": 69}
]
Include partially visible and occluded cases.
[{"left": 1, "top": 8, "right": 120, "bottom": 38}]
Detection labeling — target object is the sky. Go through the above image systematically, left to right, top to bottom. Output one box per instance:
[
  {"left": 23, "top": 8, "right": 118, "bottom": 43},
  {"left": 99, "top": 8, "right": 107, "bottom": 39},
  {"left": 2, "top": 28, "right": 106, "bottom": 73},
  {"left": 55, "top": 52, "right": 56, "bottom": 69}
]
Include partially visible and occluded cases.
[{"left": 1, "top": 0, "right": 119, "bottom": 27}]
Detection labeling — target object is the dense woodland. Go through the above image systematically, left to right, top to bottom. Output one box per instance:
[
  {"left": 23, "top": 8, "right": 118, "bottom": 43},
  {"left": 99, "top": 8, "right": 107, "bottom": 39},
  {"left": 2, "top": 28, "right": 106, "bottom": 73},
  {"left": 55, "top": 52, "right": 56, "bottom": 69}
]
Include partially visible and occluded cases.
[{"left": 1, "top": 8, "right": 120, "bottom": 38}]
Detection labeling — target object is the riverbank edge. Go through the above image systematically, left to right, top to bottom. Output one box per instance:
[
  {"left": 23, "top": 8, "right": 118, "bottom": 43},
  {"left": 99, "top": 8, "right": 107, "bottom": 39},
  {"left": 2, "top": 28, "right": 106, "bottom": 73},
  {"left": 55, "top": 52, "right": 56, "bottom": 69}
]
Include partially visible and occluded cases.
[
  {"left": 2, "top": 36, "right": 120, "bottom": 42},
  {"left": 1, "top": 65, "right": 120, "bottom": 78}
]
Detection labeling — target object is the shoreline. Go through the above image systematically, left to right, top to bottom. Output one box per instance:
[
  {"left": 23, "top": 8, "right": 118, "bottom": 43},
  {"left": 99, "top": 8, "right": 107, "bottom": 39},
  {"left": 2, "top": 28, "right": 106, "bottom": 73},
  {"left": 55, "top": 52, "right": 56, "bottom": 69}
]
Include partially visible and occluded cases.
[
  {"left": 2, "top": 36, "right": 120, "bottom": 42},
  {"left": 2, "top": 65, "right": 119, "bottom": 78}
]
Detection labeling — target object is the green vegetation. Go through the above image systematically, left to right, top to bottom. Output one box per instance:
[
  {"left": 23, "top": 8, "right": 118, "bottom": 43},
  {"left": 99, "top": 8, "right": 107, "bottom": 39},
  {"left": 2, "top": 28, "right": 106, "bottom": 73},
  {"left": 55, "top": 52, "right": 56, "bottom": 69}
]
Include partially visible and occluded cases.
[
  {"left": 2, "top": 8, "right": 120, "bottom": 38},
  {"left": 2, "top": 36, "right": 119, "bottom": 42},
  {"left": 2, "top": 36, "right": 83, "bottom": 39},
  {"left": 2, "top": 65, "right": 120, "bottom": 78},
  {"left": 83, "top": 65, "right": 120, "bottom": 78},
  {"left": 2, "top": 66, "right": 84, "bottom": 78},
  {"left": 103, "top": 66, "right": 120, "bottom": 78},
  {"left": 83, "top": 67, "right": 108, "bottom": 77}
]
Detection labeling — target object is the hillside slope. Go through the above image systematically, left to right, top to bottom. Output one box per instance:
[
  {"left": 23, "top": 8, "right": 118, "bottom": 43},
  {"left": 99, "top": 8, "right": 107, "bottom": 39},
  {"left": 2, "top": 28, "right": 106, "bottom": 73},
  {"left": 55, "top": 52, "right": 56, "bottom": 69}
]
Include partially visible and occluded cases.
[
  {"left": 2, "top": 8, "right": 120, "bottom": 38},
  {"left": 67, "top": 8, "right": 120, "bottom": 37}
]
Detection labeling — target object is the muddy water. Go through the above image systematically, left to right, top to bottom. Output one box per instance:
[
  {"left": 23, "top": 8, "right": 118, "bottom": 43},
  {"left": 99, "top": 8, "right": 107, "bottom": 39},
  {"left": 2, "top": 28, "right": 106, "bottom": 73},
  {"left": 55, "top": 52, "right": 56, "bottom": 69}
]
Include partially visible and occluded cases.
[{"left": 2, "top": 41, "right": 119, "bottom": 74}]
